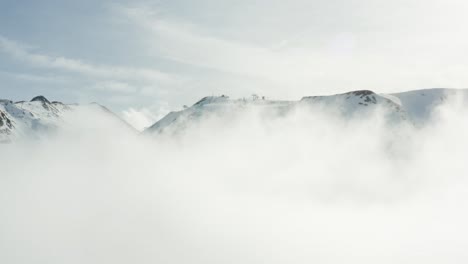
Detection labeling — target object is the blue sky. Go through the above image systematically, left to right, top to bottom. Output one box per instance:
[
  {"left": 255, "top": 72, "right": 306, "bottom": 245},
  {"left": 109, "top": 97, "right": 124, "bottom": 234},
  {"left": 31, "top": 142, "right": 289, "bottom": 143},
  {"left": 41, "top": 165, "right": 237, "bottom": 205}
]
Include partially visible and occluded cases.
[{"left": 1, "top": 0, "right": 468, "bottom": 128}]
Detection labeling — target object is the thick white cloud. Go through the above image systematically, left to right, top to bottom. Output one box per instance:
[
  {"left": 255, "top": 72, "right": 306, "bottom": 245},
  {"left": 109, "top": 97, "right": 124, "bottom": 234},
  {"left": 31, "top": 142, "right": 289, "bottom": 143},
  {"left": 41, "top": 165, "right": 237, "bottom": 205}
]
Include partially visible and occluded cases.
[
  {"left": 1, "top": 99, "right": 468, "bottom": 263},
  {"left": 121, "top": 104, "right": 169, "bottom": 131}
]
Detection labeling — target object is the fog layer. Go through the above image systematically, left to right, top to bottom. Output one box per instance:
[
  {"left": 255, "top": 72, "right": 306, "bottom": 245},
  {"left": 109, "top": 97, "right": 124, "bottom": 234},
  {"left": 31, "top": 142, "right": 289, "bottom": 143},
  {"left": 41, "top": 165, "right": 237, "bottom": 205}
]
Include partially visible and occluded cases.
[{"left": 1, "top": 99, "right": 468, "bottom": 263}]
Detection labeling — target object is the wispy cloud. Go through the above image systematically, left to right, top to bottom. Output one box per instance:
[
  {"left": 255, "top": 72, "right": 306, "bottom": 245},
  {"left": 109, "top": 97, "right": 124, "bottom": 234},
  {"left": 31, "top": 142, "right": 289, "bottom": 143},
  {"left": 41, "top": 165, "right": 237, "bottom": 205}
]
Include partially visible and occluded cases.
[
  {"left": 115, "top": 2, "right": 468, "bottom": 97},
  {"left": 118, "top": 6, "right": 324, "bottom": 87},
  {"left": 0, "top": 35, "right": 173, "bottom": 84},
  {"left": 0, "top": 70, "right": 69, "bottom": 83},
  {"left": 90, "top": 81, "right": 138, "bottom": 94},
  {"left": 121, "top": 103, "right": 169, "bottom": 131}
]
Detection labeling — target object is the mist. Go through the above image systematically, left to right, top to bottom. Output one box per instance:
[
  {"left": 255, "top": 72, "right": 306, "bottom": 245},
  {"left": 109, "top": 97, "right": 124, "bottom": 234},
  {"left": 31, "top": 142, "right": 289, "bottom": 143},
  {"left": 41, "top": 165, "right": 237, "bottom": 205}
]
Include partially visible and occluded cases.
[{"left": 2, "top": 98, "right": 468, "bottom": 263}]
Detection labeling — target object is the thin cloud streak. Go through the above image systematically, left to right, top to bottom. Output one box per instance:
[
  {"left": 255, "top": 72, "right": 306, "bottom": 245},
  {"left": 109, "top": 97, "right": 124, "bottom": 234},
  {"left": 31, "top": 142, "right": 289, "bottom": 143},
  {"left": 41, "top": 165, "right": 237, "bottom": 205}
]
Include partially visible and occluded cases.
[
  {"left": 115, "top": 2, "right": 468, "bottom": 96},
  {"left": 119, "top": 6, "right": 324, "bottom": 87},
  {"left": 0, "top": 35, "right": 173, "bottom": 84}
]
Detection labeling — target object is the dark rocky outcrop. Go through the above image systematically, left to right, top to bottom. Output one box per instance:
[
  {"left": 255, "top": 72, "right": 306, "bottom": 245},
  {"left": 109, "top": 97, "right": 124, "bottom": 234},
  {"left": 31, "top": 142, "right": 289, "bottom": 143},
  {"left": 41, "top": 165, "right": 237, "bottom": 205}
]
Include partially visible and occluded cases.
[{"left": 31, "top": 96, "right": 51, "bottom": 104}]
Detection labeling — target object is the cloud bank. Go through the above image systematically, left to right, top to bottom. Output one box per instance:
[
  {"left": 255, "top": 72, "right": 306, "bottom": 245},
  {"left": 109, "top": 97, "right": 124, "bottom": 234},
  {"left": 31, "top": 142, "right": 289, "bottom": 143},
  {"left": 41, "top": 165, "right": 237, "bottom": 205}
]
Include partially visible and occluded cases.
[{"left": 1, "top": 98, "right": 468, "bottom": 263}]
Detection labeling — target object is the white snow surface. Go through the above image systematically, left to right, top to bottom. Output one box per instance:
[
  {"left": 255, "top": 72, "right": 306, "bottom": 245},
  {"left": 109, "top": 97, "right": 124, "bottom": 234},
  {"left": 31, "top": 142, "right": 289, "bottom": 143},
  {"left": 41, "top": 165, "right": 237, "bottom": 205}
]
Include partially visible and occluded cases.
[
  {"left": 146, "top": 88, "right": 468, "bottom": 135},
  {"left": 390, "top": 88, "right": 468, "bottom": 123},
  {"left": 3, "top": 89, "right": 468, "bottom": 141},
  {"left": 0, "top": 96, "right": 132, "bottom": 142}
]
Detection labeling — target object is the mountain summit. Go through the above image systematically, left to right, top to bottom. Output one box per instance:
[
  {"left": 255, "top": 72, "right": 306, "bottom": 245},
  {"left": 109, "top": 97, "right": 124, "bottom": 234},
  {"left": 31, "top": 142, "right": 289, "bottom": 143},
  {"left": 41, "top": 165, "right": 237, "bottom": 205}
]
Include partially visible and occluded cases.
[
  {"left": 3, "top": 88, "right": 468, "bottom": 141},
  {"left": 145, "top": 88, "right": 468, "bottom": 135},
  {"left": 30, "top": 95, "right": 51, "bottom": 104}
]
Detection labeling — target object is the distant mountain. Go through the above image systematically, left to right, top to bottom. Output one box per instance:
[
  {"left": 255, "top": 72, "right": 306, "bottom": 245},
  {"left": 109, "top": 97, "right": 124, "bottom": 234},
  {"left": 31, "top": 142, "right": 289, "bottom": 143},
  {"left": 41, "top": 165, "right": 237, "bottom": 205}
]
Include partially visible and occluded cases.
[
  {"left": 389, "top": 88, "right": 466, "bottom": 124},
  {"left": 3, "top": 89, "right": 466, "bottom": 141},
  {"left": 145, "top": 89, "right": 468, "bottom": 135},
  {"left": 0, "top": 96, "right": 133, "bottom": 142}
]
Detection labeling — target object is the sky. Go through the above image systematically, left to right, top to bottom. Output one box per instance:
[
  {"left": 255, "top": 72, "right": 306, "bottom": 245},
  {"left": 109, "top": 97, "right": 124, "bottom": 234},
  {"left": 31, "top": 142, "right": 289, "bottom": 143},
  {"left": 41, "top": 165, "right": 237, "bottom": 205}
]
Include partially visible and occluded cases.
[{"left": 1, "top": 0, "right": 468, "bottom": 128}]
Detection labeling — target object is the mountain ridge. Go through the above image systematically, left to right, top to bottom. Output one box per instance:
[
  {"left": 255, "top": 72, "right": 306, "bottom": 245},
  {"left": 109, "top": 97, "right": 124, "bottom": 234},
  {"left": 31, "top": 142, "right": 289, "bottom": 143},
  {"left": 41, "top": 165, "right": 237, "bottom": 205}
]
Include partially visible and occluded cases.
[
  {"left": 3, "top": 88, "right": 468, "bottom": 141},
  {"left": 145, "top": 88, "right": 468, "bottom": 135}
]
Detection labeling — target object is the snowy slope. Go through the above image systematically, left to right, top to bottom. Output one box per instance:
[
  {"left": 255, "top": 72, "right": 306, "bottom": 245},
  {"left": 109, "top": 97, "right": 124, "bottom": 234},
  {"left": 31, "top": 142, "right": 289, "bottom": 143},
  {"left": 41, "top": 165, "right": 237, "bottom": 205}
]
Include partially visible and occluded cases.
[
  {"left": 3, "top": 88, "right": 466, "bottom": 140},
  {"left": 145, "top": 88, "right": 468, "bottom": 135},
  {"left": 390, "top": 88, "right": 468, "bottom": 124},
  {"left": 146, "top": 90, "right": 409, "bottom": 135},
  {"left": 300, "top": 90, "right": 407, "bottom": 121},
  {"left": 146, "top": 95, "right": 295, "bottom": 134},
  {"left": 0, "top": 96, "right": 133, "bottom": 142},
  {"left": 0, "top": 96, "right": 74, "bottom": 142},
  {"left": 0, "top": 104, "right": 14, "bottom": 143}
]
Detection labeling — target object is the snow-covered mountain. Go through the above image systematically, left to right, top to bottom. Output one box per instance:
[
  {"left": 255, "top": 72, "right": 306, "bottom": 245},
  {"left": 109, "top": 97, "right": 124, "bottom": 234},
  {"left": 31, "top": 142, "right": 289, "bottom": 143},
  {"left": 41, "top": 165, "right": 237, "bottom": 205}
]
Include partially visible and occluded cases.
[
  {"left": 3, "top": 88, "right": 467, "bottom": 141},
  {"left": 145, "top": 88, "right": 468, "bottom": 135},
  {"left": 390, "top": 88, "right": 468, "bottom": 124},
  {"left": 0, "top": 95, "right": 133, "bottom": 142}
]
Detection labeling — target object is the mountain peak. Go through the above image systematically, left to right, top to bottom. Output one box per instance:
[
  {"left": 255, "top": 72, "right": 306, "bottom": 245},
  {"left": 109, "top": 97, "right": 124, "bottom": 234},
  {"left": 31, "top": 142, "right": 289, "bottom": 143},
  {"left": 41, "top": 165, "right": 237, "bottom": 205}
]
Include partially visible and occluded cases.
[
  {"left": 347, "top": 90, "right": 375, "bottom": 97},
  {"left": 31, "top": 95, "right": 51, "bottom": 104},
  {"left": 193, "top": 95, "right": 229, "bottom": 106}
]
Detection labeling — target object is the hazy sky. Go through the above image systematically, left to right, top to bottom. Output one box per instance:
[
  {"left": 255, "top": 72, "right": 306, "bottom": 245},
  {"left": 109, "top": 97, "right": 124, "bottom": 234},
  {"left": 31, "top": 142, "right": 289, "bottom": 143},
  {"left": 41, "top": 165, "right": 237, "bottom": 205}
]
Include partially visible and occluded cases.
[{"left": 1, "top": 0, "right": 468, "bottom": 122}]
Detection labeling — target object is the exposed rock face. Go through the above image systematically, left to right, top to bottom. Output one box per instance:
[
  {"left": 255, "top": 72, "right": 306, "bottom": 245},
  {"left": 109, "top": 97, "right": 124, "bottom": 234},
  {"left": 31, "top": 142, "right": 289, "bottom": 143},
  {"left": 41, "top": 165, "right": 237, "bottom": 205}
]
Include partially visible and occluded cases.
[
  {"left": 31, "top": 95, "right": 50, "bottom": 103},
  {"left": 30, "top": 96, "right": 53, "bottom": 110},
  {"left": 0, "top": 109, "right": 14, "bottom": 142}
]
